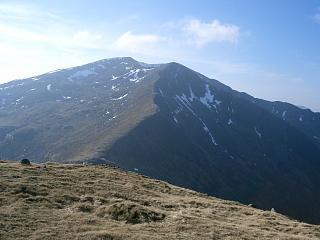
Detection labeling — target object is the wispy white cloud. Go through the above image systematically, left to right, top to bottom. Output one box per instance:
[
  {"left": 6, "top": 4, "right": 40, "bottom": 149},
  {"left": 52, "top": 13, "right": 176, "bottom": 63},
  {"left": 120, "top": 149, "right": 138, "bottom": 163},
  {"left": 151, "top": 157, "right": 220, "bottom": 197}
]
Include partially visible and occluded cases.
[
  {"left": 0, "top": 2, "right": 64, "bottom": 23},
  {"left": 0, "top": 2, "right": 106, "bottom": 50},
  {"left": 0, "top": 3, "right": 111, "bottom": 82},
  {"left": 312, "top": 7, "right": 320, "bottom": 24},
  {"left": 313, "top": 13, "right": 320, "bottom": 24},
  {"left": 112, "top": 18, "right": 241, "bottom": 54},
  {"left": 182, "top": 19, "right": 240, "bottom": 47},
  {"left": 0, "top": 23, "right": 105, "bottom": 50},
  {"left": 72, "top": 31, "right": 103, "bottom": 48},
  {"left": 114, "top": 31, "right": 165, "bottom": 53}
]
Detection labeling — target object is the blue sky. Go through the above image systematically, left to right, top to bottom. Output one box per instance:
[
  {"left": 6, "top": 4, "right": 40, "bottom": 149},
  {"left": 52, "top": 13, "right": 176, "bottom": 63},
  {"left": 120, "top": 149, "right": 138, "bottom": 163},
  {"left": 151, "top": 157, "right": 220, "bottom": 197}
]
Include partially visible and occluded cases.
[{"left": 0, "top": 0, "right": 319, "bottom": 111}]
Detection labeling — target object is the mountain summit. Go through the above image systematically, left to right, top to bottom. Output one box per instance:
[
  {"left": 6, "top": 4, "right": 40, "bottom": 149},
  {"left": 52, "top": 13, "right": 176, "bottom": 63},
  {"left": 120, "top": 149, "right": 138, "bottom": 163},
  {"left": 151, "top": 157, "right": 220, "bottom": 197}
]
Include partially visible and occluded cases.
[{"left": 1, "top": 57, "right": 320, "bottom": 224}]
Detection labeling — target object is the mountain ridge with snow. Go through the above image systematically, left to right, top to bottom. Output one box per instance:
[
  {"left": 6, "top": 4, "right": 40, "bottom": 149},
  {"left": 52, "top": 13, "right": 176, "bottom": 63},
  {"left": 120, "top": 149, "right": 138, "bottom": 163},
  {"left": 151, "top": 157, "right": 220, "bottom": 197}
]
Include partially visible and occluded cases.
[{"left": 1, "top": 57, "right": 320, "bottom": 224}]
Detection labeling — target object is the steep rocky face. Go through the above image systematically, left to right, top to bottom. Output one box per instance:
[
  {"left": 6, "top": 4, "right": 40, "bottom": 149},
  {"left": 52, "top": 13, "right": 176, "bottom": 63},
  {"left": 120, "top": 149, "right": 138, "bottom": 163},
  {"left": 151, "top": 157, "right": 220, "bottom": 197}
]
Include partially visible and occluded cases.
[
  {"left": 1, "top": 58, "right": 320, "bottom": 224},
  {"left": 102, "top": 62, "right": 320, "bottom": 224},
  {"left": 255, "top": 99, "right": 320, "bottom": 147}
]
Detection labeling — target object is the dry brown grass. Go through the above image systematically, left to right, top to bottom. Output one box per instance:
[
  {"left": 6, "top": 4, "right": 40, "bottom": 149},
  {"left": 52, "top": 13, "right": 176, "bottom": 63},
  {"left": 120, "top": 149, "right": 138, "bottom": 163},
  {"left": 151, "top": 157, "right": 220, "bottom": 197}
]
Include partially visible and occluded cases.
[{"left": 1, "top": 160, "right": 319, "bottom": 240}]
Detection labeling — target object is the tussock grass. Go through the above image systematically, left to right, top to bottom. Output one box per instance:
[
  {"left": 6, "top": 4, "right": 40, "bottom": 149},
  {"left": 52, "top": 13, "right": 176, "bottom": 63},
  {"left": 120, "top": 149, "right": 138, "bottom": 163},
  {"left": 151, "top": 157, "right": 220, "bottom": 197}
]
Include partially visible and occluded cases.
[{"left": 1, "top": 161, "right": 319, "bottom": 240}]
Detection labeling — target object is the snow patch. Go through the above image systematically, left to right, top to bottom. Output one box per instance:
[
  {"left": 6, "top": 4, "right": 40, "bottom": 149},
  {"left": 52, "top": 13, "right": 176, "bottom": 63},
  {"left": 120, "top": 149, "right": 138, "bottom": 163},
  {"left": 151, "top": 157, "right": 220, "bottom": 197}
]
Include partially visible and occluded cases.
[
  {"left": 110, "top": 67, "right": 152, "bottom": 83},
  {"left": 142, "top": 68, "right": 154, "bottom": 72},
  {"left": 47, "top": 69, "right": 62, "bottom": 74},
  {"left": 68, "top": 69, "right": 97, "bottom": 80},
  {"left": 128, "top": 69, "right": 144, "bottom": 83},
  {"left": 111, "top": 75, "right": 119, "bottom": 80},
  {"left": 1, "top": 84, "right": 16, "bottom": 90},
  {"left": 46, "top": 84, "right": 52, "bottom": 92},
  {"left": 199, "top": 84, "right": 214, "bottom": 108},
  {"left": 111, "top": 85, "right": 119, "bottom": 91},
  {"left": 188, "top": 86, "right": 196, "bottom": 102},
  {"left": 159, "top": 88, "right": 164, "bottom": 97},
  {"left": 111, "top": 93, "right": 128, "bottom": 100},
  {"left": 175, "top": 95, "right": 218, "bottom": 146},
  {"left": 15, "top": 96, "right": 24, "bottom": 103},
  {"left": 215, "top": 100, "right": 222, "bottom": 105},
  {"left": 174, "top": 106, "right": 183, "bottom": 114},
  {"left": 282, "top": 111, "right": 286, "bottom": 120},
  {"left": 109, "top": 115, "right": 117, "bottom": 120},
  {"left": 173, "top": 116, "right": 178, "bottom": 123},
  {"left": 299, "top": 116, "right": 303, "bottom": 122},
  {"left": 228, "top": 118, "right": 233, "bottom": 125},
  {"left": 254, "top": 127, "right": 262, "bottom": 138},
  {"left": 5, "top": 133, "right": 13, "bottom": 141},
  {"left": 224, "top": 149, "right": 235, "bottom": 159}
]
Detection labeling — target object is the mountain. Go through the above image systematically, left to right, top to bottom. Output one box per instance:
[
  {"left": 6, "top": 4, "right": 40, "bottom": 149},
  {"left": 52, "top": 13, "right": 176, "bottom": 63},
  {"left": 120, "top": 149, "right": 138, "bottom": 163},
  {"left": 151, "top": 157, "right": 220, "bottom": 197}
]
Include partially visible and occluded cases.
[
  {"left": 1, "top": 57, "right": 320, "bottom": 224},
  {"left": 0, "top": 58, "right": 161, "bottom": 162},
  {"left": 1, "top": 160, "right": 320, "bottom": 240}
]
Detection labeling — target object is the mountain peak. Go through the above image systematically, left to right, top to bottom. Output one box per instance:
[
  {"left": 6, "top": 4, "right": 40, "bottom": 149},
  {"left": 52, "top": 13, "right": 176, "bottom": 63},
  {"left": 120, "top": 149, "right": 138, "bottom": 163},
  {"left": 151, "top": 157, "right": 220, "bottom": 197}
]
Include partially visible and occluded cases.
[{"left": 100, "top": 56, "right": 136, "bottom": 62}]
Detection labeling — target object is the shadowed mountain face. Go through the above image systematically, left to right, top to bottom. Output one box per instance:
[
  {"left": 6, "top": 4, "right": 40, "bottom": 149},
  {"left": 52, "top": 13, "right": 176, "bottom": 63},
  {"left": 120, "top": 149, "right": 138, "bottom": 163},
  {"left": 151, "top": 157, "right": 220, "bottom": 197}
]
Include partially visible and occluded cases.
[{"left": 1, "top": 57, "right": 320, "bottom": 224}]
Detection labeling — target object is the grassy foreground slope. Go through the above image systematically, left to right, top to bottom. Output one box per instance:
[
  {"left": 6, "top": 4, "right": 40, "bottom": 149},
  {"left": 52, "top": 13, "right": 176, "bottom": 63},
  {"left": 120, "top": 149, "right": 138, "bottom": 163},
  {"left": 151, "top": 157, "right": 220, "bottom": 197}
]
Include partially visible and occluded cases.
[{"left": 1, "top": 161, "right": 319, "bottom": 240}]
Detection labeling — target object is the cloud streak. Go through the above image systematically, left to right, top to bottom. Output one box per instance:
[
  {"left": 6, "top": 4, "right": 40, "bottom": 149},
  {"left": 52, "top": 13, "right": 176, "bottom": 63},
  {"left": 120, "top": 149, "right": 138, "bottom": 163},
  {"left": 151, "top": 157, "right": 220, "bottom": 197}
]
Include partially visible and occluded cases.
[
  {"left": 0, "top": 2, "right": 64, "bottom": 23},
  {"left": 0, "top": 3, "right": 111, "bottom": 82},
  {"left": 312, "top": 7, "right": 320, "bottom": 24},
  {"left": 313, "top": 13, "right": 320, "bottom": 24},
  {"left": 112, "top": 18, "right": 241, "bottom": 54},
  {"left": 182, "top": 19, "right": 240, "bottom": 47},
  {"left": 114, "top": 31, "right": 165, "bottom": 53}
]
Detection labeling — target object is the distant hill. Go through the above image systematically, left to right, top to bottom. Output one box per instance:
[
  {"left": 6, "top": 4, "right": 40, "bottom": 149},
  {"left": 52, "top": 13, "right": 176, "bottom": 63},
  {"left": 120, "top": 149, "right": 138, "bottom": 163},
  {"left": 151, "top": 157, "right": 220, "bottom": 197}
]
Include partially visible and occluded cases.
[
  {"left": 1, "top": 57, "right": 320, "bottom": 224},
  {"left": 1, "top": 161, "right": 320, "bottom": 240}
]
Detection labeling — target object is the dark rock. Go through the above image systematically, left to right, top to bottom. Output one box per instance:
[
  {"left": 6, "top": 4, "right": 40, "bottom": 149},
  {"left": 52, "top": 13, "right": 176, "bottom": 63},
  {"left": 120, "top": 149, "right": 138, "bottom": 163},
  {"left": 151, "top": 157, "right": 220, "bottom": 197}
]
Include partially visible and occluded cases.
[{"left": 20, "top": 159, "right": 31, "bottom": 165}]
